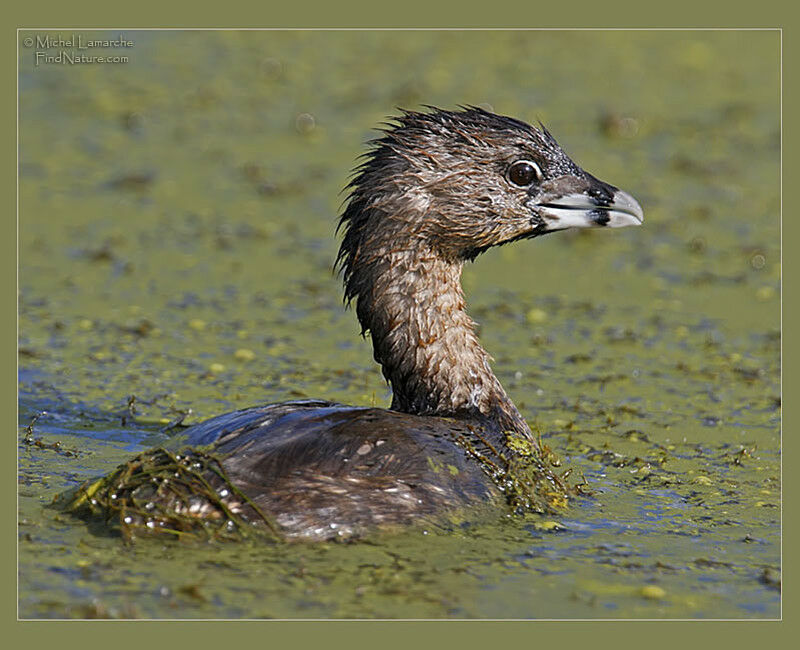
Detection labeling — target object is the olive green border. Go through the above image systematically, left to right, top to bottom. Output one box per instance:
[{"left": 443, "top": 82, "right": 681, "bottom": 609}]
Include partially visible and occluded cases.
[{"left": 5, "top": 0, "right": 792, "bottom": 646}]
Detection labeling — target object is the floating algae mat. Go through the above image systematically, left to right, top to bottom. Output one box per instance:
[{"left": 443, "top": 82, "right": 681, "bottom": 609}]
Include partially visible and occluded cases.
[{"left": 57, "top": 430, "right": 575, "bottom": 542}]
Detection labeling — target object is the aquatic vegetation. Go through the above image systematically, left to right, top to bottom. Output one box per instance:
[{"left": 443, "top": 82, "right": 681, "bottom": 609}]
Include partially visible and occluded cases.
[{"left": 59, "top": 447, "right": 280, "bottom": 543}]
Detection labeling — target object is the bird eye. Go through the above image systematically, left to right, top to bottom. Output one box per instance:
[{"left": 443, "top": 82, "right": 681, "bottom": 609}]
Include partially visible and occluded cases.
[{"left": 506, "top": 160, "right": 541, "bottom": 187}]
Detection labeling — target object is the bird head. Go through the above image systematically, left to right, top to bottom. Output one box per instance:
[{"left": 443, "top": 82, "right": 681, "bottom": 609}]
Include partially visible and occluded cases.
[{"left": 339, "top": 106, "right": 643, "bottom": 265}]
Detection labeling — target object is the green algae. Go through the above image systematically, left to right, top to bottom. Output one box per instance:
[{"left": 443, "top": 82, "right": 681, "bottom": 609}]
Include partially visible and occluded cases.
[
  {"left": 18, "top": 29, "right": 779, "bottom": 618},
  {"left": 449, "top": 427, "right": 577, "bottom": 516},
  {"left": 58, "top": 447, "right": 281, "bottom": 543}
]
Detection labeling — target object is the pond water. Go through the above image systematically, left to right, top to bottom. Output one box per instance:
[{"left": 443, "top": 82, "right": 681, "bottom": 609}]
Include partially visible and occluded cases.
[{"left": 18, "top": 29, "right": 780, "bottom": 618}]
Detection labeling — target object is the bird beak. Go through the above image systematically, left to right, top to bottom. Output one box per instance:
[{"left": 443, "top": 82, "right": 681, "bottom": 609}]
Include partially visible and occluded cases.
[{"left": 530, "top": 174, "right": 644, "bottom": 232}]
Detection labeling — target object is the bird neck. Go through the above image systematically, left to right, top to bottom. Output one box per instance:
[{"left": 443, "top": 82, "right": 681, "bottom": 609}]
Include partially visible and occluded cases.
[{"left": 353, "top": 240, "right": 533, "bottom": 442}]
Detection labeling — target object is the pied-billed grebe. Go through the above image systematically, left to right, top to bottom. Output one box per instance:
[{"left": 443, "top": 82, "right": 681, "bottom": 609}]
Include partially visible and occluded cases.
[{"left": 71, "top": 107, "right": 642, "bottom": 541}]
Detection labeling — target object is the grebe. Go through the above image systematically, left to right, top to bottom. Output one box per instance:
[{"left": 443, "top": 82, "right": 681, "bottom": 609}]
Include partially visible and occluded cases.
[{"left": 71, "top": 107, "right": 643, "bottom": 541}]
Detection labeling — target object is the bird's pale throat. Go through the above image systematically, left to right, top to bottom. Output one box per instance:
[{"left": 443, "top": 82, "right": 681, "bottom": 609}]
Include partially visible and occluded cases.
[{"left": 353, "top": 242, "right": 532, "bottom": 440}]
